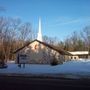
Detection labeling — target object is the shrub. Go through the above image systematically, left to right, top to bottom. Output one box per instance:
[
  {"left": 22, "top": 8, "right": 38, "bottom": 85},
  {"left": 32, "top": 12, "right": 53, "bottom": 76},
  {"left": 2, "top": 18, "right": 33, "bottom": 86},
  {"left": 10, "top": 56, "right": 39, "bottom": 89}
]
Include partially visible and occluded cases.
[{"left": 50, "top": 59, "right": 58, "bottom": 66}]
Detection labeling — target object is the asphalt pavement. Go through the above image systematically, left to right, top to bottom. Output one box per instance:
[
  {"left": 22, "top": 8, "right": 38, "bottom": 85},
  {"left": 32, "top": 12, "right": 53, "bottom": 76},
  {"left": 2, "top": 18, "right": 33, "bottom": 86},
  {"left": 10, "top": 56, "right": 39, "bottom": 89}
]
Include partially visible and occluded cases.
[{"left": 0, "top": 76, "right": 90, "bottom": 90}]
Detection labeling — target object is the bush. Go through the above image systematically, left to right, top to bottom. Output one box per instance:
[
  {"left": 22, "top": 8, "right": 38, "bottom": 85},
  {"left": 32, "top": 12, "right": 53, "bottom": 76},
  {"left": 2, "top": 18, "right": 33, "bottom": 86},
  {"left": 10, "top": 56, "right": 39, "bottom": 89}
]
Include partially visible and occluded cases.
[
  {"left": 0, "top": 51, "right": 5, "bottom": 61},
  {"left": 0, "top": 51, "right": 7, "bottom": 68},
  {"left": 50, "top": 59, "right": 58, "bottom": 66},
  {"left": 0, "top": 60, "right": 8, "bottom": 68}
]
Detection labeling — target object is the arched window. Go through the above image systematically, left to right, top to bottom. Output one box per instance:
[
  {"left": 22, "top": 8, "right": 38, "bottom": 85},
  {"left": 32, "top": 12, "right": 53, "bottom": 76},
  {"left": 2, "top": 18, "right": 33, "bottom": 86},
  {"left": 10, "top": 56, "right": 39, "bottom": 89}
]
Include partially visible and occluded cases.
[{"left": 34, "top": 44, "right": 38, "bottom": 49}]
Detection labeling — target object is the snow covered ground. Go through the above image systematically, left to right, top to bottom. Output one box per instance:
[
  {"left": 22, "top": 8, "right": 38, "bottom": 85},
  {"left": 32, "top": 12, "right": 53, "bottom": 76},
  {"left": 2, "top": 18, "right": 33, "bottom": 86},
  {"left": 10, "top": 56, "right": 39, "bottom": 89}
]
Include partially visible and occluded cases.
[{"left": 0, "top": 59, "right": 90, "bottom": 79}]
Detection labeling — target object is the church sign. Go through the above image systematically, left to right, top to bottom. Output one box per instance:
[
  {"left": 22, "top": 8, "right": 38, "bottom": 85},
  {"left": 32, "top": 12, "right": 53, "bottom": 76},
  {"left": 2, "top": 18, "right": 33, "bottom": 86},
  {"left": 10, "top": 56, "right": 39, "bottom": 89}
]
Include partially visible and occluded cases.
[{"left": 18, "top": 54, "right": 28, "bottom": 64}]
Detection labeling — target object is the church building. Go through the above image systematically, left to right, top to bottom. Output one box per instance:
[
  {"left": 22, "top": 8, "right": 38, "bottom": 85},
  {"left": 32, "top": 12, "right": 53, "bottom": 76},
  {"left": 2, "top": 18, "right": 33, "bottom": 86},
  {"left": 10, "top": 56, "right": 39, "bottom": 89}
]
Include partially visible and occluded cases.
[{"left": 13, "top": 18, "right": 71, "bottom": 64}]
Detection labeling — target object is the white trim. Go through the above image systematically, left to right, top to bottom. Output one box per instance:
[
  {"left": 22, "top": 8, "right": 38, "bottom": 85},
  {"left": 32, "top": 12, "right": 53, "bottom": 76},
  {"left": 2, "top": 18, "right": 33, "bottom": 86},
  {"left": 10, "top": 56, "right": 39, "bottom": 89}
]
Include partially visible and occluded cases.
[{"left": 69, "top": 51, "right": 89, "bottom": 55}]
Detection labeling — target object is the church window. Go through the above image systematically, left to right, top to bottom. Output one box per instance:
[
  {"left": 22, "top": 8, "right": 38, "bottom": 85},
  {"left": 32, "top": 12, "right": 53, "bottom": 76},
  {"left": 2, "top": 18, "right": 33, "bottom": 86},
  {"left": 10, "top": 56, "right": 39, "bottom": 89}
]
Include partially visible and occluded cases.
[{"left": 35, "top": 44, "right": 38, "bottom": 49}]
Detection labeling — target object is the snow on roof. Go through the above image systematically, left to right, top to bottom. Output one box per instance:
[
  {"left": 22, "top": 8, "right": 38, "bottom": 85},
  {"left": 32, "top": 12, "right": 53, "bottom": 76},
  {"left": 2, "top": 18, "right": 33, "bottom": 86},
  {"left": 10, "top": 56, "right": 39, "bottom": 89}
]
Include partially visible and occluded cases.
[{"left": 69, "top": 51, "right": 89, "bottom": 55}]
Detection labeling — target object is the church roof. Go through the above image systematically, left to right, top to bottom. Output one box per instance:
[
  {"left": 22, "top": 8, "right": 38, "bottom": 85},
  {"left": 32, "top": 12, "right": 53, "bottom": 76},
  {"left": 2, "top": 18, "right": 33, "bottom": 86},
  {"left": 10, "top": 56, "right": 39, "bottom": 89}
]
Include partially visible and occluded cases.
[
  {"left": 13, "top": 39, "right": 72, "bottom": 55},
  {"left": 69, "top": 51, "right": 89, "bottom": 55}
]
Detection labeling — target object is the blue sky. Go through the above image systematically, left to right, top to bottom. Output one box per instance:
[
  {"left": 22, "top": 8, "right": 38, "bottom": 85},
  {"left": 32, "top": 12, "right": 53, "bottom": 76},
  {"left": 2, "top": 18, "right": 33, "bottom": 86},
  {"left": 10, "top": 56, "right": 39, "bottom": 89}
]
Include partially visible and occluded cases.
[{"left": 0, "top": 0, "right": 90, "bottom": 40}]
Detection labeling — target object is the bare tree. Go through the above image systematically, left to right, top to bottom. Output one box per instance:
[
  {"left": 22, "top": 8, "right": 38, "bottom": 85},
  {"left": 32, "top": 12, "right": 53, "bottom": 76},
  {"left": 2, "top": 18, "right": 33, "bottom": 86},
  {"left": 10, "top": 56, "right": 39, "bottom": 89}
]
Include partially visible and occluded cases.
[
  {"left": 19, "top": 22, "right": 32, "bottom": 43},
  {"left": 81, "top": 26, "right": 90, "bottom": 51},
  {"left": 63, "top": 31, "right": 85, "bottom": 51},
  {"left": 43, "top": 35, "right": 57, "bottom": 45}
]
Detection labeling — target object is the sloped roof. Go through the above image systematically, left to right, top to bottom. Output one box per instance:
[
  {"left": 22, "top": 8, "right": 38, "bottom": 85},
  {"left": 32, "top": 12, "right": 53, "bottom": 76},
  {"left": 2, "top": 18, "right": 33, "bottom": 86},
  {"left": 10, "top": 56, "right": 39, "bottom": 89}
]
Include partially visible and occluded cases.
[
  {"left": 13, "top": 39, "right": 72, "bottom": 55},
  {"left": 69, "top": 51, "right": 89, "bottom": 55}
]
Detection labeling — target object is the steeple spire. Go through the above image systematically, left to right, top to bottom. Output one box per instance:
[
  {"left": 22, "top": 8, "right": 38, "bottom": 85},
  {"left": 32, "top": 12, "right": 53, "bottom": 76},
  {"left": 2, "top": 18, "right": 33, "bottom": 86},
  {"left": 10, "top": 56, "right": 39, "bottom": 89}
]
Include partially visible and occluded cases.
[{"left": 37, "top": 17, "right": 43, "bottom": 41}]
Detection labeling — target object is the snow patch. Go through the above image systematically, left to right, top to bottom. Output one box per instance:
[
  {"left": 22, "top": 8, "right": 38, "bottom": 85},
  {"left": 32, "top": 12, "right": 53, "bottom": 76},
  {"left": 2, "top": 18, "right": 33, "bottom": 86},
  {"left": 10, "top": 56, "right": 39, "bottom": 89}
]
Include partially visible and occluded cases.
[{"left": 0, "top": 59, "right": 90, "bottom": 79}]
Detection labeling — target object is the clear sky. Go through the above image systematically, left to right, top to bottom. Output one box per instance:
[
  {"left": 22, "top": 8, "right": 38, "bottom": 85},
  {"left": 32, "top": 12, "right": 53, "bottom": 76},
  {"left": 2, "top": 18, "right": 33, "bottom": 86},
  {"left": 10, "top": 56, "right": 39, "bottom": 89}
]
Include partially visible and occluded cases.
[{"left": 0, "top": 0, "right": 90, "bottom": 41}]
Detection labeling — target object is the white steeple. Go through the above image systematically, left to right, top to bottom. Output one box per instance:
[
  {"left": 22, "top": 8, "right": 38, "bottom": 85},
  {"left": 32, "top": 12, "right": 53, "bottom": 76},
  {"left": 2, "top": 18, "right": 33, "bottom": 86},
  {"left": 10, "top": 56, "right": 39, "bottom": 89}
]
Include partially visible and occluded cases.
[{"left": 37, "top": 17, "right": 43, "bottom": 41}]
